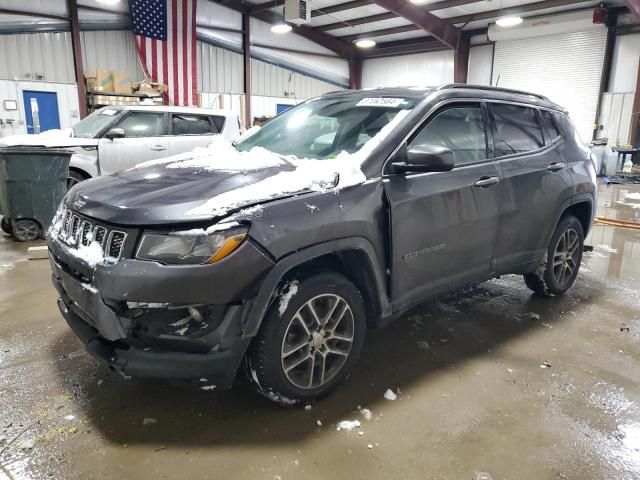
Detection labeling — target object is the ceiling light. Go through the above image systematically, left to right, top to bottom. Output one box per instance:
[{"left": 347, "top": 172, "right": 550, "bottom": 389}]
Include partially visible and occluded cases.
[
  {"left": 496, "top": 15, "right": 523, "bottom": 27},
  {"left": 271, "top": 22, "right": 292, "bottom": 34},
  {"left": 354, "top": 38, "right": 376, "bottom": 49}
]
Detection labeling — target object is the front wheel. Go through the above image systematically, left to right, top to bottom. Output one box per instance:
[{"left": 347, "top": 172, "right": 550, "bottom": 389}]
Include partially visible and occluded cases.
[
  {"left": 524, "top": 215, "right": 584, "bottom": 296},
  {"left": 13, "top": 219, "right": 41, "bottom": 242},
  {"left": 246, "top": 271, "right": 366, "bottom": 405}
]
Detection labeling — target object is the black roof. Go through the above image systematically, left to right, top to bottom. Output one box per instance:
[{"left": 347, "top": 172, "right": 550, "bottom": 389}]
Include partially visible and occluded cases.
[{"left": 322, "top": 84, "right": 566, "bottom": 112}]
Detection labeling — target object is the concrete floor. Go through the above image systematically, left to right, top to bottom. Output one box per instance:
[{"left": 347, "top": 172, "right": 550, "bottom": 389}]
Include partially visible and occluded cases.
[{"left": 1, "top": 184, "right": 639, "bottom": 480}]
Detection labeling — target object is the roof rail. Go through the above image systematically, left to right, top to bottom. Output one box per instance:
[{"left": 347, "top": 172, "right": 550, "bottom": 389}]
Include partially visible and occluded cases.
[{"left": 436, "top": 84, "right": 548, "bottom": 101}]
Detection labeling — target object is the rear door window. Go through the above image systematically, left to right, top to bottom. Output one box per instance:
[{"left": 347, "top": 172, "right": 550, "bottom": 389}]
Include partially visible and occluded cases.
[
  {"left": 490, "top": 103, "right": 545, "bottom": 156},
  {"left": 408, "top": 104, "right": 487, "bottom": 165},
  {"left": 540, "top": 110, "right": 561, "bottom": 142},
  {"left": 115, "top": 112, "right": 167, "bottom": 138},
  {"left": 172, "top": 114, "right": 218, "bottom": 135}
]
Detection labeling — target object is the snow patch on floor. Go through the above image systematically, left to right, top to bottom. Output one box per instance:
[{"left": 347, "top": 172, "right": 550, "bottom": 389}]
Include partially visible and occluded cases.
[
  {"left": 594, "top": 244, "right": 618, "bottom": 254},
  {"left": 383, "top": 389, "right": 397, "bottom": 401},
  {"left": 336, "top": 419, "right": 361, "bottom": 431}
]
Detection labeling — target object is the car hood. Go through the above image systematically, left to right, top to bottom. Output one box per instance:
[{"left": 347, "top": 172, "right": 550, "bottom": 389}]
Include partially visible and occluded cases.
[{"left": 66, "top": 162, "right": 300, "bottom": 226}]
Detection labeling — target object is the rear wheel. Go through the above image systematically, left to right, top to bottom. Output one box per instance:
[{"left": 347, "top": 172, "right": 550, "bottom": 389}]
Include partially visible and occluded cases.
[
  {"left": 524, "top": 215, "right": 584, "bottom": 296},
  {"left": 0, "top": 217, "right": 12, "bottom": 235},
  {"left": 13, "top": 219, "right": 41, "bottom": 242},
  {"left": 246, "top": 271, "right": 366, "bottom": 405}
]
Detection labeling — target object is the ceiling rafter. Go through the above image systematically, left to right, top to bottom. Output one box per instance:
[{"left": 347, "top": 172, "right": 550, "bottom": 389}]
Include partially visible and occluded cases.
[
  {"left": 207, "top": 0, "right": 358, "bottom": 59},
  {"left": 337, "top": 0, "right": 594, "bottom": 40},
  {"left": 366, "top": 0, "right": 461, "bottom": 48},
  {"left": 624, "top": 0, "right": 640, "bottom": 18}
]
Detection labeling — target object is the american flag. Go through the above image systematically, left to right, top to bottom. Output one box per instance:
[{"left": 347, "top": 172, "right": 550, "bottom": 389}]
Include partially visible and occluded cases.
[{"left": 129, "top": 0, "right": 198, "bottom": 106}]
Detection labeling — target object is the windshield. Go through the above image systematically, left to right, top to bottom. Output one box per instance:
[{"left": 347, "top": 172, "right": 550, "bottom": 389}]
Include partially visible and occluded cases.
[
  {"left": 236, "top": 96, "right": 416, "bottom": 159},
  {"left": 72, "top": 108, "right": 122, "bottom": 138}
]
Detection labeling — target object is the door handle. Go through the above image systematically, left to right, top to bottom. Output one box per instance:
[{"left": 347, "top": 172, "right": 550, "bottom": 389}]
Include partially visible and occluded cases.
[
  {"left": 150, "top": 145, "right": 167, "bottom": 151},
  {"left": 547, "top": 162, "right": 565, "bottom": 172},
  {"left": 474, "top": 176, "right": 500, "bottom": 188}
]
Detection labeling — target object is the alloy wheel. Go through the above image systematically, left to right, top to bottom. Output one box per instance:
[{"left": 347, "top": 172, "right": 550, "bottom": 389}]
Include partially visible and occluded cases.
[
  {"left": 552, "top": 228, "right": 580, "bottom": 286},
  {"left": 280, "top": 294, "right": 355, "bottom": 389}
]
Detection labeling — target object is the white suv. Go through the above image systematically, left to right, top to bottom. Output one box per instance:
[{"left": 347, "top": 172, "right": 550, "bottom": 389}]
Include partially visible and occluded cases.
[{"left": 2, "top": 106, "right": 241, "bottom": 187}]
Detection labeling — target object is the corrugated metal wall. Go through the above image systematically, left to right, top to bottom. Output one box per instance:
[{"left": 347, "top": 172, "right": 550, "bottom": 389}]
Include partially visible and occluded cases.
[
  {"left": 81, "top": 30, "right": 144, "bottom": 78},
  {"left": 0, "top": 32, "right": 74, "bottom": 83},
  {"left": 197, "top": 41, "right": 341, "bottom": 98},
  {"left": 197, "top": 42, "right": 244, "bottom": 94},
  {"left": 362, "top": 50, "right": 454, "bottom": 88},
  {"left": 251, "top": 58, "right": 340, "bottom": 99}
]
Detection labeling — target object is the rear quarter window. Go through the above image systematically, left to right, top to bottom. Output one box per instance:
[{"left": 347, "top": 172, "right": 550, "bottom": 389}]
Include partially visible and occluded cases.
[
  {"left": 490, "top": 103, "right": 545, "bottom": 157},
  {"left": 540, "top": 110, "right": 561, "bottom": 142},
  {"left": 172, "top": 114, "right": 219, "bottom": 135}
]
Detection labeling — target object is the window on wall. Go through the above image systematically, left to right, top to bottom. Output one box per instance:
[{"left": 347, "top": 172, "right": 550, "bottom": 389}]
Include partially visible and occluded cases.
[
  {"left": 409, "top": 104, "right": 487, "bottom": 165},
  {"left": 491, "top": 104, "right": 544, "bottom": 156},
  {"left": 540, "top": 110, "right": 561, "bottom": 142},
  {"left": 116, "top": 112, "right": 166, "bottom": 138}
]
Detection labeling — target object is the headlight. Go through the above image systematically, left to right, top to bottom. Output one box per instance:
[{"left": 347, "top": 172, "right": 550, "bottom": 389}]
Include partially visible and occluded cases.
[{"left": 136, "top": 226, "right": 248, "bottom": 265}]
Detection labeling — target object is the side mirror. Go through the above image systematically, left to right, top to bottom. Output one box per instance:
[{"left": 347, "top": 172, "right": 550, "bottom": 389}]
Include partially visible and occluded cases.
[
  {"left": 104, "top": 128, "right": 125, "bottom": 140},
  {"left": 391, "top": 144, "right": 455, "bottom": 173}
]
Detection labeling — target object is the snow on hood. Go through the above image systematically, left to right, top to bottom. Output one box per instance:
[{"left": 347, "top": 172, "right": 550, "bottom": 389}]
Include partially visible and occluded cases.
[
  {"left": 176, "top": 109, "right": 410, "bottom": 218},
  {"left": 0, "top": 128, "right": 96, "bottom": 148},
  {"left": 133, "top": 135, "right": 287, "bottom": 172}
]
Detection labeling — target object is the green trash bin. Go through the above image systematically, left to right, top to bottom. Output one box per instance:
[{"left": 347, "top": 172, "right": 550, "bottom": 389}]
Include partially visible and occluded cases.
[{"left": 0, "top": 146, "right": 72, "bottom": 242}]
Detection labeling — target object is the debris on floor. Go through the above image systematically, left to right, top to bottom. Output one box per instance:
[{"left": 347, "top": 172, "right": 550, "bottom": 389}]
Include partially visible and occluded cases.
[
  {"left": 27, "top": 245, "right": 48, "bottom": 260},
  {"left": 540, "top": 361, "right": 552, "bottom": 369},
  {"left": 383, "top": 389, "right": 397, "bottom": 401},
  {"left": 360, "top": 408, "right": 373, "bottom": 421},
  {"left": 142, "top": 418, "right": 157, "bottom": 426},
  {"left": 336, "top": 420, "right": 361, "bottom": 431}
]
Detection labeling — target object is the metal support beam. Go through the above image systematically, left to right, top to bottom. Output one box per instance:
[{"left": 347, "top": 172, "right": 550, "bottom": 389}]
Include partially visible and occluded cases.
[
  {"left": 67, "top": 0, "right": 87, "bottom": 118},
  {"left": 368, "top": 0, "right": 459, "bottom": 48},
  {"left": 624, "top": 0, "right": 640, "bottom": 19},
  {"left": 0, "top": 8, "right": 68, "bottom": 21},
  {"left": 243, "top": 12, "right": 252, "bottom": 127},
  {"left": 453, "top": 33, "right": 469, "bottom": 83},
  {"left": 362, "top": 38, "right": 448, "bottom": 58},
  {"left": 630, "top": 56, "right": 640, "bottom": 145},
  {"left": 349, "top": 57, "right": 362, "bottom": 89}
]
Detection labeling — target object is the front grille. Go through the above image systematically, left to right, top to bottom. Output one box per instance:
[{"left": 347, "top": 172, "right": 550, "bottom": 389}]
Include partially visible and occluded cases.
[{"left": 57, "top": 207, "right": 128, "bottom": 262}]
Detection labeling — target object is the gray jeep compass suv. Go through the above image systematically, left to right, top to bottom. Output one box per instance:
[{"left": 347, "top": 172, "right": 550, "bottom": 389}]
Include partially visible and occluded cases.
[{"left": 48, "top": 85, "right": 596, "bottom": 405}]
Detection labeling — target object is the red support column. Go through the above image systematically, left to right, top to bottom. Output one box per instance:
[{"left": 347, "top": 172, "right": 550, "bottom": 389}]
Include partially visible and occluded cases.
[
  {"left": 67, "top": 0, "right": 87, "bottom": 118},
  {"left": 242, "top": 12, "right": 252, "bottom": 127},
  {"left": 453, "top": 34, "right": 469, "bottom": 84},
  {"left": 349, "top": 57, "right": 362, "bottom": 90}
]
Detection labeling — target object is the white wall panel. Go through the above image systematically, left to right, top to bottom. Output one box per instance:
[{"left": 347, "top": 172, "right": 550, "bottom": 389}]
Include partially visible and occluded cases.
[
  {"left": 492, "top": 29, "right": 607, "bottom": 142},
  {"left": 81, "top": 30, "right": 145, "bottom": 79},
  {"left": 0, "top": 32, "right": 74, "bottom": 83},
  {"left": 609, "top": 33, "right": 640, "bottom": 93},
  {"left": 197, "top": 42, "right": 244, "bottom": 93},
  {"left": 468, "top": 44, "right": 493, "bottom": 86},
  {"left": 362, "top": 51, "right": 454, "bottom": 88},
  {"left": 251, "top": 58, "right": 341, "bottom": 99},
  {"left": 0, "top": 79, "right": 80, "bottom": 138}
]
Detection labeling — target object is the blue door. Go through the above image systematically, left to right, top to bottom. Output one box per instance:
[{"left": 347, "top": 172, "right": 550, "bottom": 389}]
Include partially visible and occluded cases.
[{"left": 22, "top": 90, "right": 61, "bottom": 134}]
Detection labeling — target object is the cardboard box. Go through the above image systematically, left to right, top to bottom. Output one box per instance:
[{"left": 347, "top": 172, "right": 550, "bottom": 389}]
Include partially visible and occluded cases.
[
  {"left": 95, "top": 70, "right": 114, "bottom": 93},
  {"left": 113, "top": 71, "right": 132, "bottom": 94}
]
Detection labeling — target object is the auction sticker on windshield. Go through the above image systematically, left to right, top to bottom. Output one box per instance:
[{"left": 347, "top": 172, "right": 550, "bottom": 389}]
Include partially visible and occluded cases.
[{"left": 356, "top": 98, "right": 405, "bottom": 108}]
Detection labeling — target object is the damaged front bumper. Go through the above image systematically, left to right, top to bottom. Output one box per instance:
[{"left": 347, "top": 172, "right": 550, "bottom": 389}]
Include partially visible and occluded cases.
[{"left": 49, "top": 236, "right": 274, "bottom": 389}]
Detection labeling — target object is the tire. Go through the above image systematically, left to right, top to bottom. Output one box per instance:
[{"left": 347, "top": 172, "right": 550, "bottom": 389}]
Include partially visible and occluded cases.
[
  {"left": 68, "top": 170, "right": 89, "bottom": 189},
  {"left": 524, "top": 215, "right": 584, "bottom": 296},
  {"left": 0, "top": 217, "right": 12, "bottom": 235},
  {"left": 13, "top": 219, "right": 41, "bottom": 242},
  {"left": 246, "top": 271, "right": 366, "bottom": 406}
]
